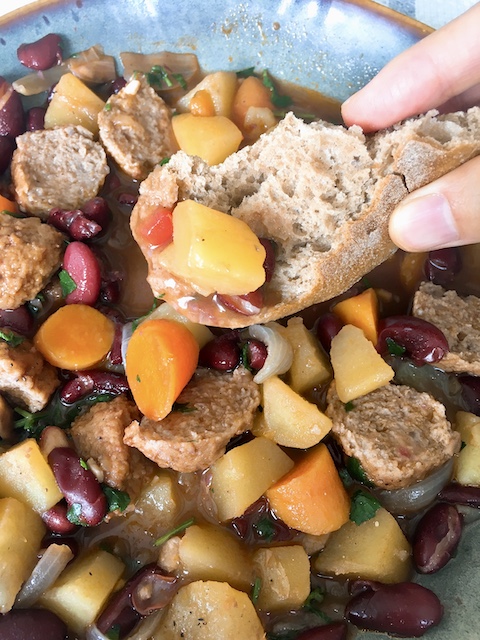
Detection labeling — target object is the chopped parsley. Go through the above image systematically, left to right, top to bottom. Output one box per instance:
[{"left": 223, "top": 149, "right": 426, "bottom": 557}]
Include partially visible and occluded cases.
[
  {"left": 146, "top": 65, "right": 186, "bottom": 91},
  {"left": 236, "top": 66, "right": 256, "bottom": 78},
  {"left": 261, "top": 70, "right": 292, "bottom": 108},
  {"left": 171, "top": 72, "right": 187, "bottom": 90},
  {"left": 104, "top": 102, "right": 112, "bottom": 111},
  {"left": 159, "top": 157, "right": 170, "bottom": 166},
  {"left": 1, "top": 209, "right": 23, "bottom": 218},
  {"left": 58, "top": 269, "right": 77, "bottom": 297},
  {"left": 131, "top": 297, "right": 163, "bottom": 331},
  {"left": 0, "top": 329, "right": 24, "bottom": 348},
  {"left": 385, "top": 337, "right": 406, "bottom": 357},
  {"left": 136, "top": 374, "right": 141, "bottom": 383},
  {"left": 344, "top": 400, "right": 355, "bottom": 412},
  {"left": 172, "top": 401, "right": 196, "bottom": 413},
  {"left": 14, "top": 408, "right": 47, "bottom": 435},
  {"left": 460, "top": 440, "right": 467, "bottom": 451},
  {"left": 346, "top": 457, "right": 374, "bottom": 487},
  {"left": 79, "top": 458, "right": 89, "bottom": 470},
  {"left": 338, "top": 467, "right": 354, "bottom": 489},
  {"left": 103, "top": 486, "right": 130, "bottom": 513},
  {"left": 349, "top": 489, "right": 381, "bottom": 525},
  {"left": 66, "top": 503, "right": 87, "bottom": 526},
  {"left": 253, "top": 516, "right": 276, "bottom": 542},
  {"left": 154, "top": 517, "right": 195, "bottom": 547},
  {"left": 251, "top": 577, "right": 262, "bottom": 604},
  {"left": 303, "top": 588, "right": 331, "bottom": 621},
  {"left": 105, "top": 625, "right": 121, "bottom": 640}
]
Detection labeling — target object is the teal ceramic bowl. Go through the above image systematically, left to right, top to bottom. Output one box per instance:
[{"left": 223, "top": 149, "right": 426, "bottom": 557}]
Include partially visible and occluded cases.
[{"left": 0, "top": 2, "right": 478, "bottom": 639}]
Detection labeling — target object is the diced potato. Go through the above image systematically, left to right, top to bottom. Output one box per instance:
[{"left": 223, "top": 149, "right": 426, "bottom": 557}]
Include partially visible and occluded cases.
[
  {"left": 177, "top": 71, "right": 238, "bottom": 117},
  {"left": 44, "top": 73, "right": 105, "bottom": 135},
  {"left": 243, "top": 106, "right": 277, "bottom": 142},
  {"left": 172, "top": 113, "right": 243, "bottom": 165},
  {"left": 172, "top": 199, "right": 266, "bottom": 296},
  {"left": 332, "top": 289, "right": 379, "bottom": 344},
  {"left": 147, "top": 302, "right": 214, "bottom": 348},
  {"left": 284, "top": 317, "right": 331, "bottom": 393},
  {"left": 330, "top": 324, "right": 394, "bottom": 403},
  {"left": 253, "top": 375, "right": 331, "bottom": 448},
  {"left": 454, "top": 412, "right": 480, "bottom": 485},
  {"left": 210, "top": 436, "right": 294, "bottom": 521},
  {"left": 0, "top": 439, "right": 63, "bottom": 513},
  {"left": 266, "top": 444, "right": 350, "bottom": 535},
  {"left": 134, "top": 471, "right": 180, "bottom": 533},
  {"left": 0, "top": 497, "right": 46, "bottom": 613},
  {"left": 313, "top": 507, "right": 411, "bottom": 584},
  {"left": 178, "top": 524, "right": 252, "bottom": 591},
  {"left": 253, "top": 545, "right": 311, "bottom": 612},
  {"left": 38, "top": 549, "right": 125, "bottom": 635},
  {"left": 153, "top": 580, "right": 265, "bottom": 639}
]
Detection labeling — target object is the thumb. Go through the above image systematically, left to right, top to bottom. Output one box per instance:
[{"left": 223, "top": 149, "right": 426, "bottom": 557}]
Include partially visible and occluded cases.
[{"left": 388, "top": 156, "right": 480, "bottom": 252}]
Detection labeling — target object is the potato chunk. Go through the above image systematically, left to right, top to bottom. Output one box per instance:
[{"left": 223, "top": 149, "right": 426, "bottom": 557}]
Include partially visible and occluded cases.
[
  {"left": 177, "top": 71, "right": 238, "bottom": 117},
  {"left": 172, "top": 113, "right": 243, "bottom": 165},
  {"left": 284, "top": 317, "right": 331, "bottom": 393},
  {"left": 454, "top": 411, "right": 480, "bottom": 485},
  {"left": 210, "top": 436, "right": 293, "bottom": 521},
  {"left": 0, "top": 439, "right": 63, "bottom": 513},
  {"left": 0, "top": 497, "right": 45, "bottom": 613},
  {"left": 313, "top": 507, "right": 411, "bottom": 583},
  {"left": 178, "top": 524, "right": 252, "bottom": 591},
  {"left": 253, "top": 545, "right": 310, "bottom": 612},
  {"left": 153, "top": 580, "right": 264, "bottom": 639}
]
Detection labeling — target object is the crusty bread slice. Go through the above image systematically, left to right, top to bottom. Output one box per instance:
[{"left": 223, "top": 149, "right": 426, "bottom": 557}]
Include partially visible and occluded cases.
[{"left": 131, "top": 109, "right": 480, "bottom": 328}]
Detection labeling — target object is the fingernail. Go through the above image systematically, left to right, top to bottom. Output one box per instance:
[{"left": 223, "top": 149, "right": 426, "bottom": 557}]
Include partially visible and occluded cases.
[{"left": 390, "top": 193, "right": 460, "bottom": 251}]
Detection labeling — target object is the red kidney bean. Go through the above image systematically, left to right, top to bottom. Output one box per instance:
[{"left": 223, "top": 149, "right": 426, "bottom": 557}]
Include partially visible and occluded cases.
[
  {"left": 17, "top": 33, "right": 63, "bottom": 70},
  {"left": 107, "top": 76, "right": 127, "bottom": 97},
  {"left": 0, "top": 78, "right": 25, "bottom": 138},
  {"left": 26, "top": 106, "right": 46, "bottom": 131},
  {"left": 0, "top": 135, "right": 15, "bottom": 175},
  {"left": 117, "top": 191, "right": 138, "bottom": 206},
  {"left": 82, "top": 196, "right": 111, "bottom": 229},
  {"left": 48, "top": 207, "right": 102, "bottom": 240},
  {"left": 260, "top": 237, "right": 276, "bottom": 283},
  {"left": 63, "top": 241, "right": 101, "bottom": 305},
  {"left": 424, "top": 248, "right": 462, "bottom": 286},
  {"left": 217, "top": 288, "right": 263, "bottom": 315},
  {"left": 0, "top": 305, "right": 34, "bottom": 337},
  {"left": 315, "top": 312, "right": 343, "bottom": 352},
  {"left": 376, "top": 316, "right": 449, "bottom": 365},
  {"left": 107, "top": 322, "right": 124, "bottom": 364},
  {"left": 199, "top": 331, "right": 241, "bottom": 370},
  {"left": 242, "top": 338, "right": 268, "bottom": 370},
  {"left": 60, "top": 371, "right": 129, "bottom": 404},
  {"left": 458, "top": 375, "right": 480, "bottom": 416},
  {"left": 225, "top": 430, "right": 255, "bottom": 453},
  {"left": 48, "top": 447, "right": 107, "bottom": 526},
  {"left": 438, "top": 482, "right": 480, "bottom": 508},
  {"left": 230, "top": 495, "right": 294, "bottom": 544},
  {"left": 42, "top": 501, "right": 80, "bottom": 535},
  {"left": 413, "top": 502, "right": 462, "bottom": 574},
  {"left": 96, "top": 564, "right": 178, "bottom": 637},
  {"left": 345, "top": 581, "right": 443, "bottom": 637},
  {"left": 0, "top": 608, "right": 67, "bottom": 640},
  {"left": 296, "top": 622, "right": 348, "bottom": 640}
]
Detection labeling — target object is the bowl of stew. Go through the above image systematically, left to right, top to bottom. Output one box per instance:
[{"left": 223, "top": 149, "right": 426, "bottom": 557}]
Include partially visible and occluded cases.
[{"left": 0, "top": 1, "right": 479, "bottom": 639}]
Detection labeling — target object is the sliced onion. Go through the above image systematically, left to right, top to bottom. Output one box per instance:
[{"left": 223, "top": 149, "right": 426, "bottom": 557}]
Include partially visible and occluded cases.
[
  {"left": 68, "top": 45, "right": 117, "bottom": 83},
  {"left": 120, "top": 51, "right": 200, "bottom": 88},
  {"left": 12, "top": 62, "right": 69, "bottom": 96},
  {"left": 121, "top": 321, "right": 134, "bottom": 368},
  {"left": 246, "top": 322, "right": 293, "bottom": 384},
  {"left": 374, "top": 457, "right": 454, "bottom": 515},
  {"left": 15, "top": 543, "right": 73, "bottom": 608},
  {"left": 125, "top": 609, "right": 165, "bottom": 639},
  {"left": 86, "top": 624, "right": 112, "bottom": 640}
]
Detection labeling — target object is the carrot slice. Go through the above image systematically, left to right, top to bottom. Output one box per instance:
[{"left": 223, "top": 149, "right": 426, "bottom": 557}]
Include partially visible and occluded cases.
[
  {"left": 0, "top": 195, "right": 18, "bottom": 215},
  {"left": 332, "top": 288, "right": 379, "bottom": 344},
  {"left": 34, "top": 304, "right": 115, "bottom": 370},
  {"left": 125, "top": 318, "right": 199, "bottom": 421}
]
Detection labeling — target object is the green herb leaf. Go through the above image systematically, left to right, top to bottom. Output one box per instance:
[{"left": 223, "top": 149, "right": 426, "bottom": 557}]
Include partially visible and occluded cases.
[
  {"left": 146, "top": 65, "right": 173, "bottom": 89},
  {"left": 236, "top": 66, "right": 256, "bottom": 78},
  {"left": 261, "top": 70, "right": 293, "bottom": 108},
  {"left": 171, "top": 72, "right": 187, "bottom": 90},
  {"left": 104, "top": 102, "right": 112, "bottom": 111},
  {"left": 159, "top": 157, "right": 170, "bottom": 166},
  {"left": 1, "top": 209, "right": 24, "bottom": 218},
  {"left": 58, "top": 269, "right": 77, "bottom": 297},
  {"left": 131, "top": 298, "right": 163, "bottom": 331},
  {"left": 0, "top": 329, "right": 24, "bottom": 348},
  {"left": 385, "top": 337, "right": 406, "bottom": 357},
  {"left": 240, "top": 342, "right": 253, "bottom": 372},
  {"left": 136, "top": 374, "right": 141, "bottom": 383},
  {"left": 344, "top": 400, "right": 355, "bottom": 412},
  {"left": 172, "top": 401, "right": 196, "bottom": 414},
  {"left": 13, "top": 408, "right": 47, "bottom": 435},
  {"left": 460, "top": 440, "right": 467, "bottom": 451},
  {"left": 346, "top": 457, "right": 374, "bottom": 487},
  {"left": 79, "top": 458, "right": 89, "bottom": 470},
  {"left": 338, "top": 467, "right": 354, "bottom": 488},
  {"left": 103, "top": 486, "right": 131, "bottom": 513},
  {"left": 350, "top": 489, "right": 381, "bottom": 525},
  {"left": 66, "top": 503, "right": 87, "bottom": 526},
  {"left": 154, "top": 517, "right": 195, "bottom": 547},
  {"left": 254, "top": 517, "right": 276, "bottom": 542},
  {"left": 251, "top": 577, "right": 262, "bottom": 604},
  {"left": 303, "top": 588, "right": 330, "bottom": 621},
  {"left": 105, "top": 625, "right": 121, "bottom": 640}
]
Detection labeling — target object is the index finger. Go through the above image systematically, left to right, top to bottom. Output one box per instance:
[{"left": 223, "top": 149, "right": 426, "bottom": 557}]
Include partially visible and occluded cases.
[{"left": 342, "top": 3, "right": 480, "bottom": 131}]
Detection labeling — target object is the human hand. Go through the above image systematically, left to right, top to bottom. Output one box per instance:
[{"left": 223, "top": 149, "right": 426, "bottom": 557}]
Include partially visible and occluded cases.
[{"left": 341, "top": 3, "right": 480, "bottom": 252}]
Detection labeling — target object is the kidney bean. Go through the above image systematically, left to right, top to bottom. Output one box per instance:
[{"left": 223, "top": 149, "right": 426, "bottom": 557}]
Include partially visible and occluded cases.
[
  {"left": 17, "top": 33, "right": 63, "bottom": 70},
  {"left": 107, "top": 76, "right": 127, "bottom": 97},
  {"left": 0, "top": 78, "right": 25, "bottom": 137},
  {"left": 26, "top": 106, "right": 46, "bottom": 131},
  {"left": 0, "top": 135, "right": 15, "bottom": 175},
  {"left": 117, "top": 191, "right": 138, "bottom": 206},
  {"left": 82, "top": 196, "right": 111, "bottom": 229},
  {"left": 48, "top": 207, "right": 102, "bottom": 240},
  {"left": 260, "top": 237, "right": 276, "bottom": 282},
  {"left": 63, "top": 241, "right": 101, "bottom": 305},
  {"left": 424, "top": 248, "right": 462, "bottom": 286},
  {"left": 217, "top": 288, "right": 263, "bottom": 315},
  {"left": 0, "top": 305, "right": 34, "bottom": 337},
  {"left": 315, "top": 312, "right": 343, "bottom": 352},
  {"left": 376, "top": 316, "right": 449, "bottom": 365},
  {"left": 107, "top": 322, "right": 124, "bottom": 364},
  {"left": 199, "top": 330, "right": 241, "bottom": 371},
  {"left": 242, "top": 338, "right": 268, "bottom": 370},
  {"left": 60, "top": 370, "right": 129, "bottom": 404},
  {"left": 458, "top": 375, "right": 480, "bottom": 415},
  {"left": 225, "top": 430, "right": 255, "bottom": 452},
  {"left": 48, "top": 447, "right": 107, "bottom": 526},
  {"left": 438, "top": 482, "right": 480, "bottom": 508},
  {"left": 231, "top": 495, "right": 294, "bottom": 544},
  {"left": 42, "top": 501, "right": 80, "bottom": 535},
  {"left": 413, "top": 502, "right": 462, "bottom": 574},
  {"left": 42, "top": 532, "right": 79, "bottom": 557},
  {"left": 97, "top": 564, "right": 178, "bottom": 637},
  {"left": 345, "top": 581, "right": 443, "bottom": 637},
  {"left": 0, "top": 608, "right": 67, "bottom": 640},
  {"left": 296, "top": 622, "right": 348, "bottom": 640}
]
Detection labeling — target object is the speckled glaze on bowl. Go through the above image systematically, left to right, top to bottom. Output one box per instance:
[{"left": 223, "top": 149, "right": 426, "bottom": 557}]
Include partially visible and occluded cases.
[{"left": 0, "top": 1, "right": 478, "bottom": 639}]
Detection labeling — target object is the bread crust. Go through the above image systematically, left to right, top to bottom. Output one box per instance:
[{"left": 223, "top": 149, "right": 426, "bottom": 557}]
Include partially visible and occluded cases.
[{"left": 131, "top": 109, "right": 480, "bottom": 328}]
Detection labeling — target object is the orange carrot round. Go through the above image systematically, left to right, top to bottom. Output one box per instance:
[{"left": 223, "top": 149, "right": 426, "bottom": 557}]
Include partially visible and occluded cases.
[
  {"left": 0, "top": 194, "right": 18, "bottom": 215},
  {"left": 34, "top": 304, "right": 115, "bottom": 370},
  {"left": 125, "top": 318, "right": 199, "bottom": 421}
]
